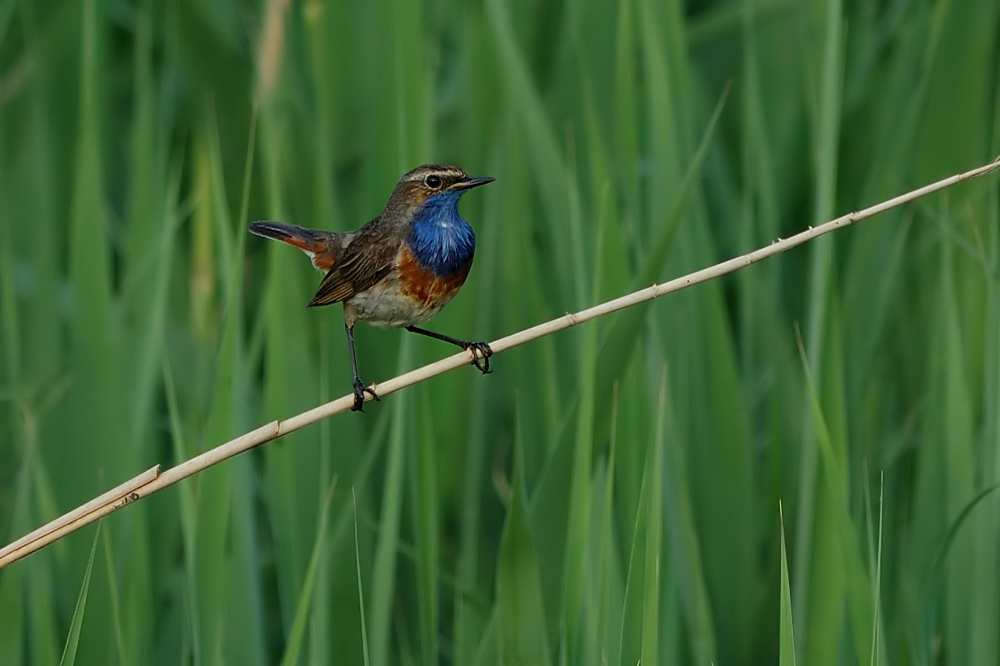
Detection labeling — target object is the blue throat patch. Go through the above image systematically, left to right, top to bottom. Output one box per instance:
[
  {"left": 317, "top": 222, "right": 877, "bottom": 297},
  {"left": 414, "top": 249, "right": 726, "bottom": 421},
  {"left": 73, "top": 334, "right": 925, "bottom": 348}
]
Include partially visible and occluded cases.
[{"left": 407, "top": 190, "right": 477, "bottom": 277}]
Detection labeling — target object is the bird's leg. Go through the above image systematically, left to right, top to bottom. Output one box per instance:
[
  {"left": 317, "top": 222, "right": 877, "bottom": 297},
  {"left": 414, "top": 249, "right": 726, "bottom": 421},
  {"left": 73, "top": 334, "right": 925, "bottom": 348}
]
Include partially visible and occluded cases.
[
  {"left": 345, "top": 321, "right": 380, "bottom": 411},
  {"left": 405, "top": 326, "right": 493, "bottom": 374}
]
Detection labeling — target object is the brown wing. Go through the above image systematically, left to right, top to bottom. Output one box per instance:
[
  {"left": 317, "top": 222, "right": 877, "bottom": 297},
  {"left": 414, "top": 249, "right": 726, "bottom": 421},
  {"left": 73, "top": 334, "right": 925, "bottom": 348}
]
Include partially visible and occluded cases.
[{"left": 307, "top": 226, "right": 399, "bottom": 307}]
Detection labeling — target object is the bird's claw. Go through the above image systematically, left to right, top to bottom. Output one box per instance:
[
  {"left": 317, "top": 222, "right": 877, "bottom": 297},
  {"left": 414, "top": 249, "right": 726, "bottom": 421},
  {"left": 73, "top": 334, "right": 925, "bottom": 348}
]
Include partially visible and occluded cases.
[
  {"left": 465, "top": 341, "right": 493, "bottom": 374},
  {"left": 352, "top": 379, "right": 381, "bottom": 412}
]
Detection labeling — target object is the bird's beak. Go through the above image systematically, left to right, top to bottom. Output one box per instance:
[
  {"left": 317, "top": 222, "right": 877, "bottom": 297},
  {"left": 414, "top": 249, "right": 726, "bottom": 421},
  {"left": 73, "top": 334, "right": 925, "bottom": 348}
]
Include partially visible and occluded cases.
[{"left": 450, "top": 176, "right": 494, "bottom": 191}]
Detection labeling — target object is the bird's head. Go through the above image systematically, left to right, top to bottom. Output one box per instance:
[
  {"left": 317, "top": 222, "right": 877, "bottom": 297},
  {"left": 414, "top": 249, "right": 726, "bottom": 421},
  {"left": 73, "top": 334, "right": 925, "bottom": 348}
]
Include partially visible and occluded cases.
[{"left": 388, "top": 164, "right": 493, "bottom": 215}]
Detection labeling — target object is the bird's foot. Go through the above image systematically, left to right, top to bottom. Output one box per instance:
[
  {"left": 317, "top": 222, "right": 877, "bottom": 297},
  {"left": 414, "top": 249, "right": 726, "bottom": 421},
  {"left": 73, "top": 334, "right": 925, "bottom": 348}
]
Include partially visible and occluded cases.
[
  {"left": 464, "top": 341, "right": 493, "bottom": 374},
  {"left": 352, "top": 378, "right": 381, "bottom": 412}
]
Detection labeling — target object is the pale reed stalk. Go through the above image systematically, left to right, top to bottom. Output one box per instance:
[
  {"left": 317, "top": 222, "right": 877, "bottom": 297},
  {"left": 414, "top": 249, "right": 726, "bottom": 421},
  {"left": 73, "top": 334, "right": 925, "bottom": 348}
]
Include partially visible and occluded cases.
[{"left": 2, "top": 155, "right": 997, "bottom": 570}]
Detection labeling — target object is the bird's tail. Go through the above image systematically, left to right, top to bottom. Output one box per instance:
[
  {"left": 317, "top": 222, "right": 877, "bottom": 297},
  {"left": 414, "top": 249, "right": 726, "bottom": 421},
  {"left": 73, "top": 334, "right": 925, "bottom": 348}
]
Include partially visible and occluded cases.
[{"left": 248, "top": 221, "right": 343, "bottom": 271}]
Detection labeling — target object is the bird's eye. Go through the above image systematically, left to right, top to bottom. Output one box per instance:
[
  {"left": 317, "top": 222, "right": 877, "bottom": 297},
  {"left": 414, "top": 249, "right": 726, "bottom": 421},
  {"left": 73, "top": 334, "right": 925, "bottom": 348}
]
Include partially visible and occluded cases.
[{"left": 424, "top": 174, "right": 442, "bottom": 189}]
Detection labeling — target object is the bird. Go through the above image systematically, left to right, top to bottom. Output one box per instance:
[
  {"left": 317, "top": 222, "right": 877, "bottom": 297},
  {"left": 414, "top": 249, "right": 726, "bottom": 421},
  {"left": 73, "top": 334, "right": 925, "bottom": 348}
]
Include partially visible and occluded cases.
[{"left": 249, "top": 164, "right": 494, "bottom": 412}]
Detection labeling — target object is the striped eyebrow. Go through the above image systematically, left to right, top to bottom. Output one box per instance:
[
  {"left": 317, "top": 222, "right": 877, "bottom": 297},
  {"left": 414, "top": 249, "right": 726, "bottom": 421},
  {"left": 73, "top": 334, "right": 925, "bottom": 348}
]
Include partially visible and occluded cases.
[{"left": 402, "top": 165, "right": 468, "bottom": 182}]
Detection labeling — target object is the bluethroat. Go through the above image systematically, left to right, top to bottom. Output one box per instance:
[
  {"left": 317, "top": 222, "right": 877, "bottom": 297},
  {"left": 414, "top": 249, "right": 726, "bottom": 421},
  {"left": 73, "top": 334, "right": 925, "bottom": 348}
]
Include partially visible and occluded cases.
[{"left": 249, "top": 164, "right": 494, "bottom": 412}]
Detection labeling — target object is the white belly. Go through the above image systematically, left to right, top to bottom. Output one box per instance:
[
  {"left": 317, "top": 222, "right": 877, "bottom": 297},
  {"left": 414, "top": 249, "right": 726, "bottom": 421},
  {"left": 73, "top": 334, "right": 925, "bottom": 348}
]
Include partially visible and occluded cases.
[{"left": 345, "top": 279, "right": 443, "bottom": 328}]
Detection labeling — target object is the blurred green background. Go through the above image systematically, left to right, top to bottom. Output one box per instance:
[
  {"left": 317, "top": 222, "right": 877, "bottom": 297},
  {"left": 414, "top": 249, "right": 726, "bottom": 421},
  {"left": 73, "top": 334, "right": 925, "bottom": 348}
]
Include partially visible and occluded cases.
[{"left": 1, "top": 0, "right": 999, "bottom": 664}]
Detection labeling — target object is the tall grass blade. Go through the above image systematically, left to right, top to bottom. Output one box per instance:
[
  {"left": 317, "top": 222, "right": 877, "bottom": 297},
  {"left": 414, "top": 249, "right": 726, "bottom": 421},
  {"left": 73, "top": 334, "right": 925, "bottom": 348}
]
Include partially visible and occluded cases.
[
  {"left": 497, "top": 403, "right": 552, "bottom": 665},
  {"left": 281, "top": 475, "right": 338, "bottom": 666},
  {"left": 354, "top": 489, "right": 372, "bottom": 666},
  {"left": 779, "top": 503, "right": 796, "bottom": 666},
  {"left": 58, "top": 521, "right": 101, "bottom": 666}
]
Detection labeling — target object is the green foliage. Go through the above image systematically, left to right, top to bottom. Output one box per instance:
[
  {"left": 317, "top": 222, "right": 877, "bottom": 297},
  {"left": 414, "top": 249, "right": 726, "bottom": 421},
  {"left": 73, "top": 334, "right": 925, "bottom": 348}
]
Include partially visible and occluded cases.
[
  {"left": 1, "top": 0, "right": 998, "bottom": 664},
  {"left": 779, "top": 504, "right": 796, "bottom": 666},
  {"left": 58, "top": 521, "right": 101, "bottom": 666}
]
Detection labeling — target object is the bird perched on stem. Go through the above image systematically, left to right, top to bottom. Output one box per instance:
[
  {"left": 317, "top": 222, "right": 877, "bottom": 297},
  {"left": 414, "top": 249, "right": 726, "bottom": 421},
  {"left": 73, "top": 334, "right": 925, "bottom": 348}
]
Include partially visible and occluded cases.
[{"left": 249, "top": 164, "right": 494, "bottom": 412}]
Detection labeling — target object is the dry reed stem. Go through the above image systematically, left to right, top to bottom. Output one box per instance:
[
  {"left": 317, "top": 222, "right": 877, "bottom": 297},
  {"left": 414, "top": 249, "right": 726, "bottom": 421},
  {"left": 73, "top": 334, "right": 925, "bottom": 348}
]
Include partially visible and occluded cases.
[{"left": 1, "top": 155, "right": 998, "bottom": 570}]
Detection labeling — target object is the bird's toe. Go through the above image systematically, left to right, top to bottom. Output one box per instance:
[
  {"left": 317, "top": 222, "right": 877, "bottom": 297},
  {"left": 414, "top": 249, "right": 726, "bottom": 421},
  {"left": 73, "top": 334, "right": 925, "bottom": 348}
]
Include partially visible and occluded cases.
[
  {"left": 466, "top": 341, "right": 493, "bottom": 374},
  {"left": 352, "top": 379, "right": 381, "bottom": 412}
]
